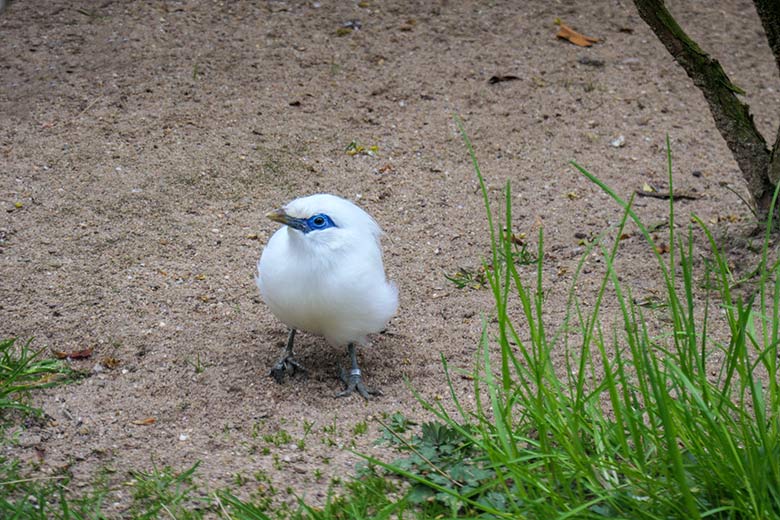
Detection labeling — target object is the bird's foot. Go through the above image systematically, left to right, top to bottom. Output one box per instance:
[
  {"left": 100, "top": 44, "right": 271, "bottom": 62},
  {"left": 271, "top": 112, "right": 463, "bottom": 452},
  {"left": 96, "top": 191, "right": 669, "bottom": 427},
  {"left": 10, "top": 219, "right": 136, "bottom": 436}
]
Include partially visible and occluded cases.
[
  {"left": 269, "top": 355, "right": 307, "bottom": 384},
  {"left": 336, "top": 368, "right": 382, "bottom": 399}
]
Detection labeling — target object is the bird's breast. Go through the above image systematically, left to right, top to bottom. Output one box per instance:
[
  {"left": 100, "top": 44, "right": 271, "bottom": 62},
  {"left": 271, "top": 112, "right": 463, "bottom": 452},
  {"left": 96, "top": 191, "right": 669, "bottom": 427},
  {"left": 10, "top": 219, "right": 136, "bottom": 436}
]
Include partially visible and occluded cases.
[{"left": 257, "top": 229, "right": 396, "bottom": 344}]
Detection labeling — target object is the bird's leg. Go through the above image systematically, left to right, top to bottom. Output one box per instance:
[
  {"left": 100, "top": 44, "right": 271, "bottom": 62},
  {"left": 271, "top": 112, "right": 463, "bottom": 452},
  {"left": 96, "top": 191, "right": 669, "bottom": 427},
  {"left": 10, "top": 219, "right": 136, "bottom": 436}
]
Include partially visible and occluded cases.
[
  {"left": 269, "top": 328, "right": 307, "bottom": 383},
  {"left": 336, "top": 343, "right": 382, "bottom": 399}
]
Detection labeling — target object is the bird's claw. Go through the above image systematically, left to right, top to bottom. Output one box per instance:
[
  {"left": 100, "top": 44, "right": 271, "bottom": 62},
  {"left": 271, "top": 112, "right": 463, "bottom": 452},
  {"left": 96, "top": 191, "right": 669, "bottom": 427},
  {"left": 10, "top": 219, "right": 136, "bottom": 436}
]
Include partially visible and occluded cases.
[
  {"left": 269, "top": 355, "right": 307, "bottom": 384},
  {"left": 336, "top": 368, "right": 382, "bottom": 399}
]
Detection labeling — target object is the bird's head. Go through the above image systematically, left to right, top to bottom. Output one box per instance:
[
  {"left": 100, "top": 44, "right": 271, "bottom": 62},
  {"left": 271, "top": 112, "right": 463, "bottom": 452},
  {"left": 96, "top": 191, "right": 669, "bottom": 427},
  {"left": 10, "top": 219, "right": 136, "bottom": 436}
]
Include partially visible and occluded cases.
[{"left": 266, "top": 194, "right": 381, "bottom": 240}]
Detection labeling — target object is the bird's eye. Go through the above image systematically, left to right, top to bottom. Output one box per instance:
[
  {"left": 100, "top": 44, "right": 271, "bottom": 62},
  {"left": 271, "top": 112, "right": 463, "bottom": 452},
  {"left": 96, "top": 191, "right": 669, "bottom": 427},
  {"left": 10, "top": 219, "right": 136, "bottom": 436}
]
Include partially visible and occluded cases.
[{"left": 304, "top": 213, "right": 335, "bottom": 233}]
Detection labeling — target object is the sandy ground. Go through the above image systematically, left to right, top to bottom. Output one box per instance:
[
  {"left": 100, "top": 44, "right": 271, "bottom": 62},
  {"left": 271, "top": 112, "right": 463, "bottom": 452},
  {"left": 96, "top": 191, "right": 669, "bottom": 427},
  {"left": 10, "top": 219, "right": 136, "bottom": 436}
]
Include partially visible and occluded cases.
[{"left": 1, "top": 0, "right": 778, "bottom": 513}]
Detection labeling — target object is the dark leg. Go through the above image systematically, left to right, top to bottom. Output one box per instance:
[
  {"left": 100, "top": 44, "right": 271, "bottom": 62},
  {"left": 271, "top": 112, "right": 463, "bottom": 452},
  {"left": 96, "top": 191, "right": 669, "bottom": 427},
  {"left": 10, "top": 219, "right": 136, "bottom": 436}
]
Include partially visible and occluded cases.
[
  {"left": 269, "top": 328, "right": 307, "bottom": 383},
  {"left": 336, "top": 343, "right": 381, "bottom": 399}
]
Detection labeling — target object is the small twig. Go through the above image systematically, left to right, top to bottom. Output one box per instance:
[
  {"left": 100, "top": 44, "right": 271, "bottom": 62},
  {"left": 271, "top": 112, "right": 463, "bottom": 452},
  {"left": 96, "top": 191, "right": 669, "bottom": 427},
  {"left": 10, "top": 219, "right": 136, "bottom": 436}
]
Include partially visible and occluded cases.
[
  {"left": 67, "top": 96, "right": 103, "bottom": 126},
  {"left": 634, "top": 190, "right": 700, "bottom": 201}
]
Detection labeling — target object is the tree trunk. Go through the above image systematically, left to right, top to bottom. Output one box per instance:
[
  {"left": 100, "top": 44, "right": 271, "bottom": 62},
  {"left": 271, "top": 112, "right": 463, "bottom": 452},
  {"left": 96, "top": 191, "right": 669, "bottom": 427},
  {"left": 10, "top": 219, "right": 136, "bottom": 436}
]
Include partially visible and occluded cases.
[
  {"left": 633, "top": 0, "right": 777, "bottom": 220},
  {"left": 753, "top": 0, "right": 780, "bottom": 187}
]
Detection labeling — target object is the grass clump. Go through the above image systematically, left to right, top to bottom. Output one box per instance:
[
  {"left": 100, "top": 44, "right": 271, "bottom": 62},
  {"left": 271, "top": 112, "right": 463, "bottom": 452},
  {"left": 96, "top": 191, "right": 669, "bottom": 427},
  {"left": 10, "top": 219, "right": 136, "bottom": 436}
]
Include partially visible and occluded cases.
[
  {"left": 359, "top": 129, "right": 780, "bottom": 518},
  {"left": 0, "top": 338, "right": 73, "bottom": 418},
  {"left": 0, "top": 338, "right": 99, "bottom": 518},
  {"left": 0, "top": 339, "right": 211, "bottom": 518},
  {"left": 128, "top": 461, "right": 209, "bottom": 519}
]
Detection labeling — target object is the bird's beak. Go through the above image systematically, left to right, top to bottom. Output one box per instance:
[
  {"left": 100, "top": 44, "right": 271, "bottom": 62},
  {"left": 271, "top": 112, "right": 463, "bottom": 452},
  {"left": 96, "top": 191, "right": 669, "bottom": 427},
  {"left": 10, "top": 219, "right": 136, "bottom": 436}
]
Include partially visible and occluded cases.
[
  {"left": 266, "top": 208, "right": 308, "bottom": 233},
  {"left": 266, "top": 208, "right": 291, "bottom": 225}
]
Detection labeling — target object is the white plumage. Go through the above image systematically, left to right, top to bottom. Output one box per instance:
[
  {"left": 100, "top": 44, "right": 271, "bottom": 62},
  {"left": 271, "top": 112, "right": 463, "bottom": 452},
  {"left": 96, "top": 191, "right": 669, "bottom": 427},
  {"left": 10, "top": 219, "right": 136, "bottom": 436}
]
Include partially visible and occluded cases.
[{"left": 256, "top": 193, "right": 398, "bottom": 398}]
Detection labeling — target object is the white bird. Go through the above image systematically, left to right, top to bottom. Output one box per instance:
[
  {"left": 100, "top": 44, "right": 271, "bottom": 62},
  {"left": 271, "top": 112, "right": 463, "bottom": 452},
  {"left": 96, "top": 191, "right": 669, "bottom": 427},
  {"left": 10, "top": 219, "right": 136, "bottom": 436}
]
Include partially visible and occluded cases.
[{"left": 256, "top": 194, "right": 398, "bottom": 398}]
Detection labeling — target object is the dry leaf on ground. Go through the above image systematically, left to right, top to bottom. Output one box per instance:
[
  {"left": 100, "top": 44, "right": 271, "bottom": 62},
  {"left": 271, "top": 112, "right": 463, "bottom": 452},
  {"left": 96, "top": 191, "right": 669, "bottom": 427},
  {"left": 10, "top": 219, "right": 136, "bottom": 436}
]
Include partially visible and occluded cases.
[
  {"left": 556, "top": 23, "right": 599, "bottom": 47},
  {"left": 52, "top": 347, "right": 94, "bottom": 360},
  {"left": 131, "top": 418, "right": 157, "bottom": 426}
]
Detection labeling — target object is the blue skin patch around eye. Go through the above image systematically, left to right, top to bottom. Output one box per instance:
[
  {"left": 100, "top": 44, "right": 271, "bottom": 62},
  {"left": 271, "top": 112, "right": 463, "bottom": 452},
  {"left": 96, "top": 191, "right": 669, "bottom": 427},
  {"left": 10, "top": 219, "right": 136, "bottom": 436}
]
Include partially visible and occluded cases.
[
  {"left": 286, "top": 213, "right": 337, "bottom": 234},
  {"left": 305, "top": 213, "right": 337, "bottom": 232}
]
